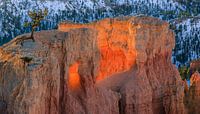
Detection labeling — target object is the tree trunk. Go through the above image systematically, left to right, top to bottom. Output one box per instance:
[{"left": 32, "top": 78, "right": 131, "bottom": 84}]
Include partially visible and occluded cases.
[{"left": 31, "top": 28, "right": 35, "bottom": 42}]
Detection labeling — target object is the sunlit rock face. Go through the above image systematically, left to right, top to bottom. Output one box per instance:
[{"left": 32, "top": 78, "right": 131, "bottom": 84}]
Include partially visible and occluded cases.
[
  {"left": 0, "top": 16, "right": 185, "bottom": 114},
  {"left": 60, "top": 17, "right": 137, "bottom": 81}
]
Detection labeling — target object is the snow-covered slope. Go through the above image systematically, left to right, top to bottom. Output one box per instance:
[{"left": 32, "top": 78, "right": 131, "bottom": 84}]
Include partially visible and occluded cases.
[
  {"left": 0, "top": 0, "right": 200, "bottom": 66},
  {"left": 0, "top": 0, "right": 183, "bottom": 40},
  {"left": 172, "top": 17, "right": 200, "bottom": 66}
]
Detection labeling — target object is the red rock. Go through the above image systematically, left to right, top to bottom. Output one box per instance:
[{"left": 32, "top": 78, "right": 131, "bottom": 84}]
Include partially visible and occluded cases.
[
  {"left": 0, "top": 16, "right": 185, "bottom": 114},
  {"left": 190, "top": 59, "right": 200, "bottom": 73},
  {"left": 185, "top": 72, "right": 200, "bottom": 114}
]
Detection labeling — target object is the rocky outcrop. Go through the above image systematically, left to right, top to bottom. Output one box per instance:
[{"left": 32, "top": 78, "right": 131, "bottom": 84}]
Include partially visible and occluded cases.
[
  {"left": 0, "top": 16, "right": 185, "bottom": 114},
  {"left": 190, "top": 59, "right": 200, "bottom": 73},
  {"left": 185, "top": 72, "right": 200, "bottom": 114}
]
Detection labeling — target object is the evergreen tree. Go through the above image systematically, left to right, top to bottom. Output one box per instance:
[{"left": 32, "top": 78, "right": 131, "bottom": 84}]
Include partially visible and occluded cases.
[{"left": 24, "top": 8, "right": 48, "bottom": 41}]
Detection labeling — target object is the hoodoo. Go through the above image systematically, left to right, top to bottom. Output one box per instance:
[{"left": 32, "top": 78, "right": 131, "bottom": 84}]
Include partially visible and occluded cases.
[
  {"left": 0, "top": 16, "right": 185, "bottom": 114},
  {"left": 185, "top": 72, "right": 200, "bottom": 114}
]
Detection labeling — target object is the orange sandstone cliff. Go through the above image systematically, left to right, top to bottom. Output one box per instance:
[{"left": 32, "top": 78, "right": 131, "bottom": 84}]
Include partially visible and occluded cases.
[{"left": 0, "top": 16, "right": 185, "bottom": 114}]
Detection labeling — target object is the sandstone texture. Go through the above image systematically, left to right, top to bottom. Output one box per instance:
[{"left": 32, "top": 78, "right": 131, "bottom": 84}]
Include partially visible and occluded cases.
[
  {"left": 0, "top": 16, "right": 185, "bottom": 114},
  {"left": 190, "top": 59, "right": 200, "bottom": 73},
  {"left": 185, "top": 72, "right": 200, "bottom": 114}
]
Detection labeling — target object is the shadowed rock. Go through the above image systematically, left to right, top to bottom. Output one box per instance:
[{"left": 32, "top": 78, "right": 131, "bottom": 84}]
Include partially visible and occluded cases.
[{"left": 0, "top": 100, "right": 7, "bottom": 113}]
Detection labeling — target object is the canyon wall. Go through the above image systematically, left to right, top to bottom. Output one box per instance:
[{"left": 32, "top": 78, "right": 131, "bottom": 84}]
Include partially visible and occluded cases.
[{"left": 0, "top": 16, "right": 185, "bottom": 114}]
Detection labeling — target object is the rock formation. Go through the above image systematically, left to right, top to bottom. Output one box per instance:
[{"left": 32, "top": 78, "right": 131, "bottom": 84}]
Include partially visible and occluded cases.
[
  {"left": 0, "top": 16, "right": 185, "bottom": 114},
  {"left": 190, "top": 59, "right": 200, "bottom": 73},
  {"left": 185, "top": 72, "right": 200, "bottom": 114}
]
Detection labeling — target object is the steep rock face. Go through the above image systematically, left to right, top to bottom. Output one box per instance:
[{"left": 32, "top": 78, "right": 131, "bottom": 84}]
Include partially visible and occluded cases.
[
  {"left": 0, "top": 16, "right": 185, "bottom": 114},
  {"left": 185, "top": 72, "right": 200, "bottom": 114}
]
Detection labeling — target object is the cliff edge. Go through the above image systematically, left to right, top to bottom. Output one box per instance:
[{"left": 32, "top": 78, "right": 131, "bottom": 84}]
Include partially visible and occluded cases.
[{"left": 0, "top": 16, "right": 185, "bottom": 114}]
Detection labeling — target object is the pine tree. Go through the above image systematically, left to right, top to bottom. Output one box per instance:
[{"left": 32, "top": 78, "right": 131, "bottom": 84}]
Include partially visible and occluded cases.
[{"left": 24, "top": 8, "right": 48, "bottom": 41}]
